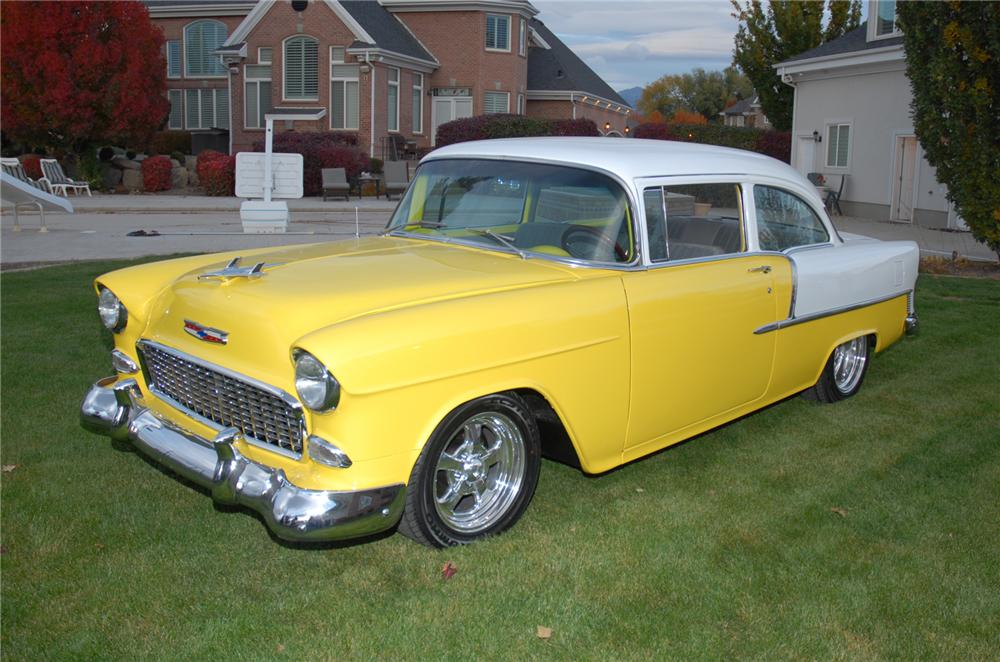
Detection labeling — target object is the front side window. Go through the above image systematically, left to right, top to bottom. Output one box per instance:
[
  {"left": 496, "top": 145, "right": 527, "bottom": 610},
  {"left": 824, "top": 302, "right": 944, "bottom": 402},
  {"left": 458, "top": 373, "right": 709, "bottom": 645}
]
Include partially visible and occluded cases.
[
  {"left": 875, "top": 0, "right": 898, "bottom": 36},
  {"left": 486, "top": 14, "right": 510, "bottom": 51},
  {"left": 184, "top": 20, "right": 227, "bottom": 77},
  {"left": 284, "top": 36, "right": 318, "bottom": 100},
  {"left": 331, "top": 48, "right": 359, "bottom": 130},
  {"left": 245, "top": 64, "right": 273, "bottom": 129},
  {"left": 387, "top": 67, "right": 399, "bottom": 132},
  {"left": 484, "top": 91, "right": 509, "bottom": 114},
  {"left": 826, "top": 123, "right": 850, "bottom": 167},
  {"left": 388, "top": 159, "right": 635, "bottom": 265},
  {"left": 643, "top": 183, "right": 744, "bottom": 262},
  {"left": 754, "top": 185, "right": 830, "bottom": 251}
]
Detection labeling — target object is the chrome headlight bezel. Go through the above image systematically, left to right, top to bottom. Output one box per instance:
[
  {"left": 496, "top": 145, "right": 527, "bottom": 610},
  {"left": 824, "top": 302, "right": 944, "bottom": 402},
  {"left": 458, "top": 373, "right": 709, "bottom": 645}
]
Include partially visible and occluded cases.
[
  {"left": 97, "top": 286, "right": 128, "bottom": 333},
  {"left": 292, "top": 349, "right": 341, "bottom": 412}
]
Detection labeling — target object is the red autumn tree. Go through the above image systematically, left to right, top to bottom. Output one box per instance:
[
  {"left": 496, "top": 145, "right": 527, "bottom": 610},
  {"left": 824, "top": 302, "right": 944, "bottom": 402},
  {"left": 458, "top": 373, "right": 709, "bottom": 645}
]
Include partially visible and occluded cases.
[{"left": 1, "top": 1, "right": 169, "bottom": 153}]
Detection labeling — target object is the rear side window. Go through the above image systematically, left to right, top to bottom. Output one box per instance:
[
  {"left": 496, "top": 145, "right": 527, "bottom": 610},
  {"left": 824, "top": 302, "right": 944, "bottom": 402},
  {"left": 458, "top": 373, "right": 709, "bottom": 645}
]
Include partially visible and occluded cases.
[
  {"left": 643, "top": 183, "right": 744, "bottom": 263},
  {"left": 754, "top": 185, "right": 830, "bottom": 251}
]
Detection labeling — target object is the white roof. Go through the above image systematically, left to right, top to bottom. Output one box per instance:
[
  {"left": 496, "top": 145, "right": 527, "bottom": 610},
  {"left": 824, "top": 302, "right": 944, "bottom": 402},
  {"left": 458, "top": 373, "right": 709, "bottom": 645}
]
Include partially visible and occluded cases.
[{"left": 426, "top": 137, "right": 801, "bottom": 185}]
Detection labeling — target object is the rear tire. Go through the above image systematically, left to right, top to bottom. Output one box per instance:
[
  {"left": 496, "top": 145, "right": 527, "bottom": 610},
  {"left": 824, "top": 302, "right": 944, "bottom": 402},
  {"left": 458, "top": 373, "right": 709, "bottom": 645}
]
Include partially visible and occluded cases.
[
  {"left": 806, "top": 335, "right": 873, "bottom": 403},
  {"left": 398, "top": 392, "right": 541, "bottom": 547}
]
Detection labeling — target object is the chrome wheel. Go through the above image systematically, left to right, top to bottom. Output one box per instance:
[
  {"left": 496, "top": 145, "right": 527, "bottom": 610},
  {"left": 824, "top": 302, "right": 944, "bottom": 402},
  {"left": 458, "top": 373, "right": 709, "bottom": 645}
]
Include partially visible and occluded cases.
[
  {"left": 832, "top": 337, "right": 868, "bottom": 394},
  {"left": 432, "top": 412, "right": 526, "bottom": 534}
]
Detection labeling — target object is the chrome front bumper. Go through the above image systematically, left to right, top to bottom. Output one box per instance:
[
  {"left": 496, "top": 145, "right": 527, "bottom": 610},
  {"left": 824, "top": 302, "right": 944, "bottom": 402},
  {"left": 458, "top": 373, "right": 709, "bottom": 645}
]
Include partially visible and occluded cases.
[{"left": 80, "top": 377, "right": 405, "bottom": 542}]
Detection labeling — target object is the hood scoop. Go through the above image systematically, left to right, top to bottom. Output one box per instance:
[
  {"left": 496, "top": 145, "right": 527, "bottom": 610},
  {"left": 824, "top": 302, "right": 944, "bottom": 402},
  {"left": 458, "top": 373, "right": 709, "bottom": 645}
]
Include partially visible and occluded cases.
[{"left": 198, "top": 256, "right": 281, "bottom": 282}]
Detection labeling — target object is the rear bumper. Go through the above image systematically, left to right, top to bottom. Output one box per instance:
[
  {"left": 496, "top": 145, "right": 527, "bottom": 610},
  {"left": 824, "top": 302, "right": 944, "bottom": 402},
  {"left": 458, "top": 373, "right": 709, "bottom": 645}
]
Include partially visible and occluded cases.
[
  {"left": 904, "top": 313, "right": 918, "bottom": 336},
  {"left": 80, "top": 377, "right": 404, "bottom": 542}
]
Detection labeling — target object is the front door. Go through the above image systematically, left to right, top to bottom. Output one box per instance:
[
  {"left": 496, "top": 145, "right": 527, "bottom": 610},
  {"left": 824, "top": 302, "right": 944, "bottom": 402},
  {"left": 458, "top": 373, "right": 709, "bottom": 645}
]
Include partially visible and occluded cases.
[
  {"left": 431, "top": 97, "right": 473, "bottom": 146},
  {"left": 796, "top": 135, "right": 817, "bottom": 177},
  {"left": 891, "top": 136, "right": 918, "bottom": 222}
]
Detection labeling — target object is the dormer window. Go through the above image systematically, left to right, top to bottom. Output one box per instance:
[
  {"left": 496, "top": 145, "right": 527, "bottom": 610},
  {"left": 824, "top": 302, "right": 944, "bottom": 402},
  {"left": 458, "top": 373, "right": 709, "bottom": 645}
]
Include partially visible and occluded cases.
[{"left": 873, "top": 0, "right": 900, "bottom": 38}]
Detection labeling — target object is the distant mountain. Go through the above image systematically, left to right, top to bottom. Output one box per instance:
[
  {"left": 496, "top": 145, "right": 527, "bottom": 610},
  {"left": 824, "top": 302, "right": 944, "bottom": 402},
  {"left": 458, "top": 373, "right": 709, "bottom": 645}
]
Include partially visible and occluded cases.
[{"left": 617, "top": 86, "right": 643, "bottom": 108}]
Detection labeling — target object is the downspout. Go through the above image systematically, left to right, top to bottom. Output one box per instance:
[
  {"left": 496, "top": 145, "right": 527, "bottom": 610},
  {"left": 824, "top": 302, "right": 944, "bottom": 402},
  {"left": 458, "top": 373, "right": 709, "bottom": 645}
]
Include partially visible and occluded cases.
[
  {"left": 366, "top": 51, "right": 375, "bottom": 158},
  {"left": 228, "top": 67, "right": 234, "bottom": 155}
]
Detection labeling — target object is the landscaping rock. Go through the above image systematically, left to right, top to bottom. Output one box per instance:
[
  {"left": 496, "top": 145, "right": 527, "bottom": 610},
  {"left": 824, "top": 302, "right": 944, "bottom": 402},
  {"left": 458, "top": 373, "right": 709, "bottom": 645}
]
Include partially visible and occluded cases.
[
  {"left": 112, "top": 155, "right": 140, "bottom": 170},
  {"left": 184, "top": 155, "right": 197, "bottom": 170},
  {"left": 170, "top": 159, "right": 182, "bottom": 168},
  {"left": 100, "top": 163, "right": 122, "bottom": 189},
  {"left": 171, "top": 167, "right": 189, "bottom": 189},
  {"left": 122, "top": 169, "right": 143, "bottom": 191},
  {"left": 188, "top": 169, "right": 199, "bottom": 187}
]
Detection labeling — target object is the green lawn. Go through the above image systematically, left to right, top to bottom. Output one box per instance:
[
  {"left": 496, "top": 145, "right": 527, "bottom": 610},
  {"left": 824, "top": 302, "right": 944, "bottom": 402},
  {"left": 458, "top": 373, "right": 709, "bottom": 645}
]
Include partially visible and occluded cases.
[{"left": 2, "top": 260, "right": 998, "bottom": 660}]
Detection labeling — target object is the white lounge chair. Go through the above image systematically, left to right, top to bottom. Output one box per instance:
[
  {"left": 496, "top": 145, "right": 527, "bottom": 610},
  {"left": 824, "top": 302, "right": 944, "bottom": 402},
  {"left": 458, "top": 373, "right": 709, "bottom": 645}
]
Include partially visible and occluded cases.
[
  {"left": 1, "top": 157, "right": 51, "bottom": 193},
  {"left": 39, "top": 158, "right": 92, "bottom": 196},
  {"left": 1, "top": 170, "right": 74, "bottom": 232}
]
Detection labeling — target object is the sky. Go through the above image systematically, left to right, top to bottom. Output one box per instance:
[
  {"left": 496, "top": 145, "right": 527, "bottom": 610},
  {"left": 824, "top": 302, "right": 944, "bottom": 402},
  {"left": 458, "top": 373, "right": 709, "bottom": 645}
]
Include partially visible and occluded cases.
[{"left": 533, "top": 0, "right": 742, "bottom": 92}]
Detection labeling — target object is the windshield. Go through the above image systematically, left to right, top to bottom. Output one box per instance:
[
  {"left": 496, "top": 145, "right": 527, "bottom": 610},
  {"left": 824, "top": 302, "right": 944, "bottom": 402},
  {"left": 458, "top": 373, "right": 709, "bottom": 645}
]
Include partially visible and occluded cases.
[{"left": 386, "top": 159, "right": 635, "bottom": 264}]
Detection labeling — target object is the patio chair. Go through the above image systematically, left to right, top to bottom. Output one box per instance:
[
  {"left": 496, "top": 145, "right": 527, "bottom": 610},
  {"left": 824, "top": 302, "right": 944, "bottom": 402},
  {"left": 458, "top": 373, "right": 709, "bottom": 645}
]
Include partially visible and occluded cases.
[
  {"left": 1, "top": 158, "right": 50, "bottom": 193},
  {"left": 39, "top": 158, "right": 91, "bottom": 196},
  {"left": 383, "top": 161, "right": 409, "bottom": 200},
  {"left": 321, "top": 168, "right": 350, "bottom": 201},
  {"left": 806, "top": 172, "right": 824, "bottom": 186},
  {"left": 825, "top": 175, "right": 846, "bottom": 215}
]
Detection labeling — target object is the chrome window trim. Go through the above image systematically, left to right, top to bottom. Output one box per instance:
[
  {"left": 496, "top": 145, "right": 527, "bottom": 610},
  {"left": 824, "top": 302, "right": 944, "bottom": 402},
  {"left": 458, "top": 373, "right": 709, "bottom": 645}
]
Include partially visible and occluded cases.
[
  {"left": 385, "top": 155, "right": 643, "bottom": 271},
  {"left": 784, "top": 242, "right": 834, "bottom": 254},
  {"left": 754, "top": 290, "right": 911, "bottom": 335},
  {"left": 136, "top": 339, "right": 305, "bottom": 459}
]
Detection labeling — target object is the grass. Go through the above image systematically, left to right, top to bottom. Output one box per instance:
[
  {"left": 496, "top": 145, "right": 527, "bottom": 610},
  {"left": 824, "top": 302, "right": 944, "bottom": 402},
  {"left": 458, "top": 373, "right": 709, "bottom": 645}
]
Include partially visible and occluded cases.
[{"left": 2, "top": 260, "right": 999, "bottom": 660}]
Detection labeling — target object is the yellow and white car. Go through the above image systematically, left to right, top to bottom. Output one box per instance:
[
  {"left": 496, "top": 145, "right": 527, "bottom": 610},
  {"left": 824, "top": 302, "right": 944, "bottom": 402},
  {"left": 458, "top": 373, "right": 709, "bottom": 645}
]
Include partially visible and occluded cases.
[{"left": 81, "top": 138, "right": 918, "bottom": 547}]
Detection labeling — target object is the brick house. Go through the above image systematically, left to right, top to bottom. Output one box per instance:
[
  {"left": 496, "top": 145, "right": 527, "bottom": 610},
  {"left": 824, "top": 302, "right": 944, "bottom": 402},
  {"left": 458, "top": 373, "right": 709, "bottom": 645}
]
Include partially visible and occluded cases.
[{"left": 146, "top": 0, "right": 632, "bottom": 156}]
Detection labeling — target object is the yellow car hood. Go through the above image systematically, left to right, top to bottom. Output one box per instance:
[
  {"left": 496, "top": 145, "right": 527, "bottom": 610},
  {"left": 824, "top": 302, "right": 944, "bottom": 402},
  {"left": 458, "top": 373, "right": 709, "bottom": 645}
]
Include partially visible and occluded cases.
[{"left": 140, "top": 236, "right": 578, "bottom": 377}]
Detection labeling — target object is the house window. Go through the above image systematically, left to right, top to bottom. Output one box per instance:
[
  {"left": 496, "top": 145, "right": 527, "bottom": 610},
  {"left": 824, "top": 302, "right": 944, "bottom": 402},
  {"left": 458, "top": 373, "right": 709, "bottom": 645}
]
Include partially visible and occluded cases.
[
  {"left": 875, "top": 0, "right": 898, "bottom": 36},
  {"left": 486, "top": 14, "right": 510, "bottom": 51},
  {"left": 519, "top": 18, "right": 526, "bottom": 56},
  {"left": 183, "top": 20, "right": 227, "bottom": 77},
  {"left": 284, "top": 35, "right": 318, "bottom": 100},
  {"left": 166, "top": 40, "right": 181, "bottom": 78},
  {"left": 258, "top": 47, "right": 272, "bottom": 64},
  {"left": 330, "top": 48, "right": 359, "bottom": 130},
  {"left": 245, "top": 64, "right": 273, "bottom": 129},
  {"left": 387, "top": 67, "right": 399, "bottom": 132},
  {"left": 412, "top": 73, "right": 424, "bottom": 133},
  {"left": 185, "top": 88, "right": 229, "bottom": 130},
  {"left": 168, "top": 90, "right": 183, "bottom": 129},
  {"left": 484, "top": 91, "right": 509, "bottom": 114},
  {"left": 517, "top": 93, "right": 524, "bottom": 115},
  {"left": 826, "top": 123, "right": 850, "bottom": 168}
]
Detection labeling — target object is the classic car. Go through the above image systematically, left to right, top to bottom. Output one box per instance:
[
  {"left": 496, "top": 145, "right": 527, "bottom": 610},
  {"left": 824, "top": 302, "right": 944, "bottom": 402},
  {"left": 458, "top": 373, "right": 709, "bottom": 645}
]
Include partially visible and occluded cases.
[{"left": 81, "top": 138, "right": 919, "bottom": 547}]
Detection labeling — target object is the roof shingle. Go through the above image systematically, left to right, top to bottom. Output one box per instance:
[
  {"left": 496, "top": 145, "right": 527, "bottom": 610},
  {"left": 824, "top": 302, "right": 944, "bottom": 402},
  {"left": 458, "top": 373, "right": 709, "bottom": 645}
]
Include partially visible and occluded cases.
[
  {"left": 527, "top": 19, "right": 627, "bottom": 106},
  {"left": 778, "top": 22, "right": 903, "bottom": 65}
]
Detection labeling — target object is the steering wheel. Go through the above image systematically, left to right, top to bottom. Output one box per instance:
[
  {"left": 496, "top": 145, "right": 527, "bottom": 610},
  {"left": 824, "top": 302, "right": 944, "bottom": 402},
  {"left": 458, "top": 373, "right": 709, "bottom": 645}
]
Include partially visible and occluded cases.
[{"left": 561, "top": 225, "right": 628, "bottom": 262}]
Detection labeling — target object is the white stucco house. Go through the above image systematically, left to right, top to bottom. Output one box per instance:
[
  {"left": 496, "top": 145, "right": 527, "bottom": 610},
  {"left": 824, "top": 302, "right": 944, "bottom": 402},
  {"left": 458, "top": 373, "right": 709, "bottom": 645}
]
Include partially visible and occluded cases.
[{"left": 774, "top": 0, "right": 965, "bottom": 230}]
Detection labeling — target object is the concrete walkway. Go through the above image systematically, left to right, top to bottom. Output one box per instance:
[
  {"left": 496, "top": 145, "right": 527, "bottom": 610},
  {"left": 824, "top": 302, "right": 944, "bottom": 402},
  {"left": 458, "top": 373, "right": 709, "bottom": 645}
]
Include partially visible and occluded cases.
[{"left": 1, "top": 194, "right": 996, "bottom": 266}]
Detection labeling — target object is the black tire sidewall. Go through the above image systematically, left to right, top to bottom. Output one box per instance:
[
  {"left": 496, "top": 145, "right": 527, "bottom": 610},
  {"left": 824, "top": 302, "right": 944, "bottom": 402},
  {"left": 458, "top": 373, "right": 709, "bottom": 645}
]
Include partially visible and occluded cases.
[
  {"left": 818, "top": 336, "right": 873, "bottom": 401},
  {"left": 408, "top": 392, "right": 541, "bottom": 547}
]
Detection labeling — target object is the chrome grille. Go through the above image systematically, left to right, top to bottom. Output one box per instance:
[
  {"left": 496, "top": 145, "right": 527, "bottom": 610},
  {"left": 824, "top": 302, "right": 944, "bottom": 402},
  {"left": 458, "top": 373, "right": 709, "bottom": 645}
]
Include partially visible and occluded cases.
[{"left": 138, "top": 341, "right": 304, "bottom": 455}]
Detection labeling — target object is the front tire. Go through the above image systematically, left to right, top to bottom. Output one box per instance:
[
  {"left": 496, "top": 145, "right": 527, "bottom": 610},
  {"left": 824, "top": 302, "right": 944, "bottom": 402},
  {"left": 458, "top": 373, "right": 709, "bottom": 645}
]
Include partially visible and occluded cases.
[
  {"left": 806, "top": 335, "right": 873, "bottom": 403},
  {"left": 398, "top": 392, "right": 541, "bottom": 547}
]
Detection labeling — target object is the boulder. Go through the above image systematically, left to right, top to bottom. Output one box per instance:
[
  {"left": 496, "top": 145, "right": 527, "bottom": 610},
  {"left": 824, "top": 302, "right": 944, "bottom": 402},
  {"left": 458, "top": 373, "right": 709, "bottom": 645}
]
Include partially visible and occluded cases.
[
  {"left": 111, "top": 155, "right": 140, "bottom": 170},
  {"left": 184, "top": 155, "right": 197, "bottom": 170},
  {"left": 170, "top": 158, "right": 182, "bottom": 168},
  {"left": 99, "top": 163, "right": 122, "bottom": 189},
  {"left": 171, "top": 167, "right": 189, "bottom": 189},
  {"left": 122, "top": 169, "right": 143, "bottom": 191},
  {"left": 188, "top": 169, "right": 199, "bottom": 188}
]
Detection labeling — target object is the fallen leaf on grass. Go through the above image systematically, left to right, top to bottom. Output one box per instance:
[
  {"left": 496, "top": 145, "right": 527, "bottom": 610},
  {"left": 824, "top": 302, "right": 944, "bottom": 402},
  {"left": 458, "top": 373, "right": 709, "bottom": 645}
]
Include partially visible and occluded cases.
[
  {"left": 2, "top": 465, "right": 18, "bottom": 473},
  {"left": 635, "top": 487, "right": 645, "bottom": 493},
  {"left": 830, "top": 507, "right": 849, "bottom": 518},
  {"left": 95, "top": 543, "right": 105, "bottom": 550},
  {"left": 0, "top": 545, "right": 7, "bottom": 555},
  {"left": 441, "top": 561, "right": 457, "bottom": 580},
  {"left": 536, "top": 625, "right": 553, "bottom": 640},
  {"left": 276, "top": 644, "right": 285, "bottom": 653}
]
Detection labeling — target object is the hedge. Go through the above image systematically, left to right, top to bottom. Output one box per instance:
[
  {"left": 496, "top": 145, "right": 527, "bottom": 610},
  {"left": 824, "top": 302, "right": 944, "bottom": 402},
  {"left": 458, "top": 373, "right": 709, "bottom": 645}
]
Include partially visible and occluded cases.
[
  {"left": 435, "top": 114, "right": 600, "bottom": 147},
  {"left": 633, "top": 122, "right": 791, "bottom": 163},
  {"left": 150, "top": 131, "right": 192, "bottom": 156},
  {"left": 252, "top": 132, "right": 368, "bottom": 197},
  {"left": 196, "top": 150, "right": 235, "bottom": 196},
  {"left": 141, "top": 155, "right": 172, "bottom": 192}
]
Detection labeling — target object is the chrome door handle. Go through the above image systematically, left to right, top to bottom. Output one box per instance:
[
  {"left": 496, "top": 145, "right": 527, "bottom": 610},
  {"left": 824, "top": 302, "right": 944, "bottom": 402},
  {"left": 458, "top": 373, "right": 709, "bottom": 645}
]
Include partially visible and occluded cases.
[{"left": 748, "top": 265, "right": 772, "bottom": 274}]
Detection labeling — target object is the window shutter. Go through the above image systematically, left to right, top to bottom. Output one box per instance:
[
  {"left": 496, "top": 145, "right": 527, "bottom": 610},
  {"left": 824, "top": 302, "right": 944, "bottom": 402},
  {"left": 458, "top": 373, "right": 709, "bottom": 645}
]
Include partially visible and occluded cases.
[
  {"left": 486, "top": 16, "right": 496, "bottom": 48},
  {"left": 497, "top": 16, "right": 509, "bottom": 49},
  {"left": 184, "top": 20, "right": 227, "bottom": 77},
  {"left": 285, "top": 37, "right": 318, "bottom": 99},
  {"left": 285, "top": 39, "right": 302, "bottom": 98},
  {"left": 167, "top": 41, "right": 181, "bottom": 78},
  {"left": 331, "top": 46, "right": 346, "bottom": 63},
  {"left": 258, "top": 47, "right": 272, "bottom": 64},
  {"left": 246, "top": 64, "right": 271, "bottom": 79},
  {"left": 331, "top": 64, "right": 358, "bottom": 78},
  {"left": 331, "top": 80, "right": 345, "bottom": 128},
  {"left": 246, "top": 81, "right": 259, "bottom": 128},
  {"left": 260, "top": 81, "right": 273, "bottom": 125},
  {"left": 346, "top": 81, "right": 359, "bottom": 129},
  {"left": 185, "top": 89, "right": 199, "bottom": 128},
  {"left": 216, "top": 89, "right": 229, "bottom": 129},
  {"left": 168, "top": 90, "right": 183, "bottom": 129},
  {"left": 201, "top": 90, "right": 215, "bottom": 128},
  {"left": 484, "top": 92, "right": 508, "bottom": 114},
  {"left": 836, "top": 126, "right": 849, "bottom": 166}
]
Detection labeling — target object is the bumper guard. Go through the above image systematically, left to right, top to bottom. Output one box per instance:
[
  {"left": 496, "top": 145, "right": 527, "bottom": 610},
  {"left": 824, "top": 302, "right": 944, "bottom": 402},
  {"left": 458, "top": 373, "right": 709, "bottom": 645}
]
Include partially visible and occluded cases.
[{"left": 80, "top": 377, "right": 404, "bottom": 542}]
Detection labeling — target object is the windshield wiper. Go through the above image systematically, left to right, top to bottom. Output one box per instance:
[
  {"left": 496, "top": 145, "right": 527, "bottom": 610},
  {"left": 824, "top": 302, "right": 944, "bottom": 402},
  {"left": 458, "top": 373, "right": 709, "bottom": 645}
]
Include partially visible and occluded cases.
[{"left": 470, "top": 229, "right": 528, "bottom": 259}]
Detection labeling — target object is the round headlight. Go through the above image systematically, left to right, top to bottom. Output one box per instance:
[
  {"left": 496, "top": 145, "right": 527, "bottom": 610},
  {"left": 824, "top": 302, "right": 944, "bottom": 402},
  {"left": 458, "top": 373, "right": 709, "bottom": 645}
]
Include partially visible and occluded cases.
[
  {"left": 98, "top": 287, "right": 127, "bottom": 332},
  {"left": 293, "top": 350, "right": 341, "bottom": 412}
]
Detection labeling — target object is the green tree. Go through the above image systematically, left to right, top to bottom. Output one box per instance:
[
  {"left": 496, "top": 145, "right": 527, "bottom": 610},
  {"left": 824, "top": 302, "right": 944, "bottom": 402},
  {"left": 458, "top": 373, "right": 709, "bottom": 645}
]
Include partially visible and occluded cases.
[
  {"left": 731, "top": 0, "right": 861, "bottom": 130},
  {"left": 896, "top": 3, "right": 1000, "bottom": 260},
  {"left": 639, "top": 67, "right": 753, "bottom": 120}
]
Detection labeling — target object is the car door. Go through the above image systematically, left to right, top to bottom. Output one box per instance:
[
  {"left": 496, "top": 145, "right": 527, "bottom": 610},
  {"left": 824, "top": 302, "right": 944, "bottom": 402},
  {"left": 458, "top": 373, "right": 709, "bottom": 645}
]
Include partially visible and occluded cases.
[{"left": 622, "top": 179, "right": 786, "bottom": 452}]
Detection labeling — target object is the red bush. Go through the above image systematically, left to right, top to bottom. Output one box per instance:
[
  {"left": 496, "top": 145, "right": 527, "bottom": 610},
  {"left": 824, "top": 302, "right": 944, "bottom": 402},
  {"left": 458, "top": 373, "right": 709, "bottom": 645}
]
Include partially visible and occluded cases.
[
  {"left": 435, "top": 115, "right": 600, "bottom": 147},
  {"left": 549, "top": 118, "right": 600, "bottom": 137},
  {"left": 633, "top": 123, "right": 676, "bottom": 140},
  {"left": 754, "top": 130, "right": 792, "bottom": 163},
  {"left": 252, "top": 132, "right": 368, "bottom": 196},
  {"left": 196, "top": 150, "right": 235, "bottom": 196},
  {"left": 19, "top": 154, "right": 43, "bottom": 179},
  {"left": 141, "top": 155, "right": 173, "bottom": 192}
]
